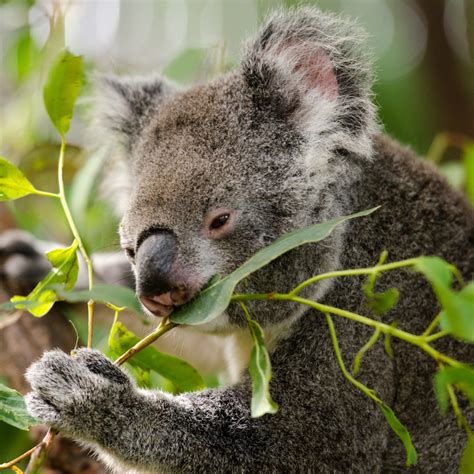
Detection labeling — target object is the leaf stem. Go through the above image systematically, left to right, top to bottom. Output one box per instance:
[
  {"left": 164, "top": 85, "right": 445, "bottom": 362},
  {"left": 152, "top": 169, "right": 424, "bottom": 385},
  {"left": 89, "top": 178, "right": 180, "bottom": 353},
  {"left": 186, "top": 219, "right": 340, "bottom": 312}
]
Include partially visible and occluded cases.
[
  {"left": 57, "top": 138, "right": 95, "bottom": 347},
  {"left": 34, "top": 190, "right": 60, "bottom": 199},
  {"left": 289, "top": 258, "right": 419, "bottom": 296},
  {"left": 231, "top": 292, "right": 463, "bottom": 368},
  {"left": 423, "top": 313, "right": 441, "bottom": 337},
  {"left": 113, "top": 322, "right": 177, "bottom": 366}
]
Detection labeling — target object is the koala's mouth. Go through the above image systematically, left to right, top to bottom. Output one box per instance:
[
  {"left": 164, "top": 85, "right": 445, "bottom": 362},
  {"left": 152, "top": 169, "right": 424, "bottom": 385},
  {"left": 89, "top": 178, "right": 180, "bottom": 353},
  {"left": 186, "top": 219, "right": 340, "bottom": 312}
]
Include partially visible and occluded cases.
[{"left": 139, "top": 285, "right": 192, "bottom": 318}]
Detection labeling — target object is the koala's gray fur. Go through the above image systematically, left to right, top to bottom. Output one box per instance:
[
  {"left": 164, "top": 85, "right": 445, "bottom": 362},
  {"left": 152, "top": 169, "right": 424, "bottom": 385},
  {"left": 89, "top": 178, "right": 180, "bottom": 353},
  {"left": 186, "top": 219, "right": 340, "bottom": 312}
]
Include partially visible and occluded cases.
[{"left": 24, "top": 7, "right": 474, "bottom": 473}]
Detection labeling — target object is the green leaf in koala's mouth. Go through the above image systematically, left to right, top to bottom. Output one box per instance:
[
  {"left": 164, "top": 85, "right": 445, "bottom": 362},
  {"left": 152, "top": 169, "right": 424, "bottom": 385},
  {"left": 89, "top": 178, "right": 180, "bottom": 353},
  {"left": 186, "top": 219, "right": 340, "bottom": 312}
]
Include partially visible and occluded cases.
[{"left": 171, "top": 207, "right": 380, "bottom": 326}]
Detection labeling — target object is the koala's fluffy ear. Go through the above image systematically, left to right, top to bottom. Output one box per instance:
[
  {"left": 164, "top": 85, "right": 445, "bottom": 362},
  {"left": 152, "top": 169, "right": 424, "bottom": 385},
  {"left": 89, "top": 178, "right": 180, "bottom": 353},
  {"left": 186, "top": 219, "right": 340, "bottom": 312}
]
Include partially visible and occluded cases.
[
  {"left": 241, "top": 8, "right": 376, "bottom": 150},
  {"left": 90, "top": 74, "right": 175, "bottom": 153}
]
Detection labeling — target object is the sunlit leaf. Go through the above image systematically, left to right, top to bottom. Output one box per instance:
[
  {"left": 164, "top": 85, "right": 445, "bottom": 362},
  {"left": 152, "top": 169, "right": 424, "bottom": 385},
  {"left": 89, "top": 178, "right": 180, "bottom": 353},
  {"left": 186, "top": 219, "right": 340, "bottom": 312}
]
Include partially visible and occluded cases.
[
  {"left": 43, "top": 50, "right": 84, "bottom": 136},
  {"left": 0, "top": 157, "right": 40, "bottom": 201},
  {"left": 172, "top": 207, "right": 379, "bottom": 325},
  {"left": 11, "top": 241, "right": 78, "bottom": 317},
  {"left": 246, "top": 316, "right": 278, "bottom": 418},
  {"left": 109, "top": 321, "right": 204, "bottom": 393},
  {"left": 434, "top": 366, "right": 474, "bottom": 413},
  {"left": 0, "top": 382, "right": 37, "bottom": 431},
  {"left": 379, "top": 403, "right": 417, "bottom": 467},
  {"left": 460, "top": 433, "right": 474, "bottom": 474}
]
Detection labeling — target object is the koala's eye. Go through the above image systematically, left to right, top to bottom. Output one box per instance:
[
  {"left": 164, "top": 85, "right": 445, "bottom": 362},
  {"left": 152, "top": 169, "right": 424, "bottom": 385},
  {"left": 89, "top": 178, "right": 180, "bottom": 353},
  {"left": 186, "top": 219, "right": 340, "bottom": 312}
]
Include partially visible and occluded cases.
[
  {"left": 210, "top": 213, "right": 230, "bottom": 230},
  {"left": 124, "top": 248, "right": 136, "bottom": 263}
]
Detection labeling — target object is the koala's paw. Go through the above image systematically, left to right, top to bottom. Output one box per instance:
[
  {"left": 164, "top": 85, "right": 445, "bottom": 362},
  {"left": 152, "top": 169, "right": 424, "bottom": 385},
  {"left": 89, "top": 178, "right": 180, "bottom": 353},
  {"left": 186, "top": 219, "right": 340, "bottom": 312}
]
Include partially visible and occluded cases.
[
  {"left": 0, "top": 230, "right": 51, "bottom": 295},
  {"left": 25, "top": 349, "right": 133, "bottom": 437}
]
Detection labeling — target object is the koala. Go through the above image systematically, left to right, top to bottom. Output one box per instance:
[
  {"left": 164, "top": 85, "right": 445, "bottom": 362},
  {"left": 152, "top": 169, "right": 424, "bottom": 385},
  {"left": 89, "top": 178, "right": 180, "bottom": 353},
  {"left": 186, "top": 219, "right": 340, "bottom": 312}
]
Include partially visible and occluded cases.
[{"left": 2, "top": 7, "right": 474, "bottom": 473}]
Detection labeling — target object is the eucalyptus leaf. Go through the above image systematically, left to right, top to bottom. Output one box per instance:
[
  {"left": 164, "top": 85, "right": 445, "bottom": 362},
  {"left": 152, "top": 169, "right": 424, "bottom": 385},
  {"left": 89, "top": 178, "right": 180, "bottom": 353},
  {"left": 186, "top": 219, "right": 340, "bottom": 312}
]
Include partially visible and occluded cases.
[
  {"left": 43, "top": 50, "right": 84, "bottom": 136},
  {"left": 0, "top": 157, "right": 40, "bottom": 201},
  {"left": 172, "top": 207, "right": 379, "bottom": 325},
  {"left": 11, "top": 241, "right": 78, "bottom": 317},
  {"left": 414, "top": 257, "right": 474, "bottom": 341},
  {"left": 438, "top": 283, "right": 474, "bottom": 342},
  {"left": 55, "top": 284, "right": 143, "bottom": 316},
  {"left": 246, "top": 316, "right": 278, "bottom": 418},
  {"left": 109, "top": 321, "right": 204, "bottom": 393},
  {"left": 434, "top": 366, "right": 474, "bottom": 413},
  {"left": 0, "top": 382, "right": 37, "bottom": 431},
  {"left": 379, "top": 403, "right": 417, "bottom": 467}
]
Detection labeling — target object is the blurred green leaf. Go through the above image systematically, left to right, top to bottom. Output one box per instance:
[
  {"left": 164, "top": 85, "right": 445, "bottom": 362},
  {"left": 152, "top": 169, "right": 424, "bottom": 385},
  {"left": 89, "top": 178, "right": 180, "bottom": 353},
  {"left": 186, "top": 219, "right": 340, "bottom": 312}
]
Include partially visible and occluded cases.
[
  {"left": 163, "top": 48, "right": 207, "bottom": 83},
  {"left": 43, "top": 50, "right": 84, "bottom": 136},
  {"left": 464, "top": 145, "right": 474, "bottom": 204},
  {"left": 69, "top": 149, "right": 107, "bottom": 231},
  {"left": 0, "top": 157, "right": 42, "bottom": 201},
  {"left": 172, "top": 207, "right": 379, "bottom": 326},
  {"left": 11, "top": 240, "right": 78, "bottom": 317},
  {"left": 414, "top": 257, "right": 474, "bottom": 341},
  {"left": 439, "top": 283, "right": 474, "bottom": 342},
  {"left": 55, "top": 284, "right": 143, "bottom": 316},
  {"left": 246, "top": 315, "right": 278, "bottom": 418},
  {"left": 109, "top": 321, "right": 204, "bottom": 393},
  {"left": 434, "top": 366, "right": 474, "bottom": 413},
  {"left": 0, "top": 383, "right": 37, "bottom": 431},
  {"left": 379, "top": 402, "right": 417, "bottom": 467},
  {"left": 460, "top": 433, "right": 474, "bottom": 474}
]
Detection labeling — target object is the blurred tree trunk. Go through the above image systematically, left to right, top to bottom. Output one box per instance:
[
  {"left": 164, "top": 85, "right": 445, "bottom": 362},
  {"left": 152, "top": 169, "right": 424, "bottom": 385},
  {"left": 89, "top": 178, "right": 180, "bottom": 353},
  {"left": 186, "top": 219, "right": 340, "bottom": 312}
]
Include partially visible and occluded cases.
[
  {"left": 416, "top": 0, "right": 474, "bottom": 136},
  {"left": 0, "top": 303, "right": 106, "bottom": 473}
]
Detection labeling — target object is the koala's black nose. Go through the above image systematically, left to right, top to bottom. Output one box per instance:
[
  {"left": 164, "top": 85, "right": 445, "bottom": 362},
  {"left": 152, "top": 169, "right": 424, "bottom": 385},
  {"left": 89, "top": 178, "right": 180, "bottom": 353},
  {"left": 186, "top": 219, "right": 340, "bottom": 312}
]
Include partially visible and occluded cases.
[{"left": 135, "top": 231, "right": 177, "bottom": 298}]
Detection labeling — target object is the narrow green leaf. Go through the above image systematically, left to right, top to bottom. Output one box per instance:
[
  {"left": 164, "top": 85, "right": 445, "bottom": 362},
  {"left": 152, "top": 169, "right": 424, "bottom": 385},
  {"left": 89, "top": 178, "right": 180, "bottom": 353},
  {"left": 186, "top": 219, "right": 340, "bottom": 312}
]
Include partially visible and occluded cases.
[
  {"left": 43, "top": 49, "right": 84, "bottom": 136},
  {"left": 464, "top": 144, "right": 474, "bottom": 205},
  {"left": 0, "top": 157, "right": 39, "bottom": 201},
  {"left": 172, "top": 207, "right": 379, "bottom": 325},
  {"left": 11, "top": 241, "right": 78, "bottom": 317},
  {"left": 54, "top": 284, "right": 143, "bottom": 316},
  {"left": 246, "top": 317, "right": 279, "bottom": 417},
  {"left": 109, "top": 321, "right": 204, "bottom": 393},
  {"left": 434, "top": 367, "right": 474, "bottom": 413},
  {"left": 0, "top": 382, "right": 37, "bottom": 431},
  {"left": 379, "top": 403, "right": 417, "bottom": 467},
  {"left": 460, "top": 433, "right": 474, "bottom": 474}
]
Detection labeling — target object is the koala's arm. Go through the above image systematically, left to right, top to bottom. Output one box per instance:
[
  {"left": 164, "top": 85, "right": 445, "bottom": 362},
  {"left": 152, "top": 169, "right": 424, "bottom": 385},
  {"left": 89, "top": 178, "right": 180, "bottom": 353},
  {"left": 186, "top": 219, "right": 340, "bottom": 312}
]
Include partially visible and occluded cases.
[
  {"left": 26, "top": 346, "right": 386, "bottom": 472},
  {"left": 26, "top": 349, "right": 266, "bottom": 472}
]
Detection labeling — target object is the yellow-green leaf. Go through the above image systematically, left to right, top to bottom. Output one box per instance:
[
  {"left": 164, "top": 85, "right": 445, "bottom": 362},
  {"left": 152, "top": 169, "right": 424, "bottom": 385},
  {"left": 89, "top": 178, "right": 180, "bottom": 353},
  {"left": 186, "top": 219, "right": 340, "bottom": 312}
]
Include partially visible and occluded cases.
[
  {"left": 43, "top": 50, "right": 84, "bottom": 136},
  {"left": 0, "top": 157, "right": 39, "bottom": 201},
  {"left": 11, "top": 241, "right": 79, "bottom": 317},
  {"left": 109, "top": 321, "right": 204, "bottom": 393}
]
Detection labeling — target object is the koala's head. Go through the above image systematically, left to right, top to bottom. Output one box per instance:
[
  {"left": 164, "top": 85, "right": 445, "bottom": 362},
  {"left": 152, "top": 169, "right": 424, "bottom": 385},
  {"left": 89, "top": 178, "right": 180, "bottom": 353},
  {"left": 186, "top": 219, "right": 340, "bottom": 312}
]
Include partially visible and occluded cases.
[{"left": 92, "top": 8, "right": 377, "bottom": 332}]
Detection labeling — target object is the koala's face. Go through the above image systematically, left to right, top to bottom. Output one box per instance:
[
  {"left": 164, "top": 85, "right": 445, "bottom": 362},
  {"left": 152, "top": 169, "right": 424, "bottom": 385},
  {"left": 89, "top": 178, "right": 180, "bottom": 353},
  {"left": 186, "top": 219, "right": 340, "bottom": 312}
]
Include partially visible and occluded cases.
[
  {"left": 99, "top": 9, "right": 376, "bottom": 331},
  {"left": 119, "top": 75, "right": 313, "bottom": 330}
]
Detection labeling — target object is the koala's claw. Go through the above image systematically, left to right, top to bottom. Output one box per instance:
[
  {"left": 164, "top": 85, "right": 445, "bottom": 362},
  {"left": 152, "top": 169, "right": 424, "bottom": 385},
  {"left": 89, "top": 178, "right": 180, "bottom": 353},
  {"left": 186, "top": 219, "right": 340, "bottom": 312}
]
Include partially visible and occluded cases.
[
  {"left": 73, "top": 348, "right": 131, "bottom": 385},
  {"left": 25, "top": 349, "right": 133, "bottom": 435}
]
